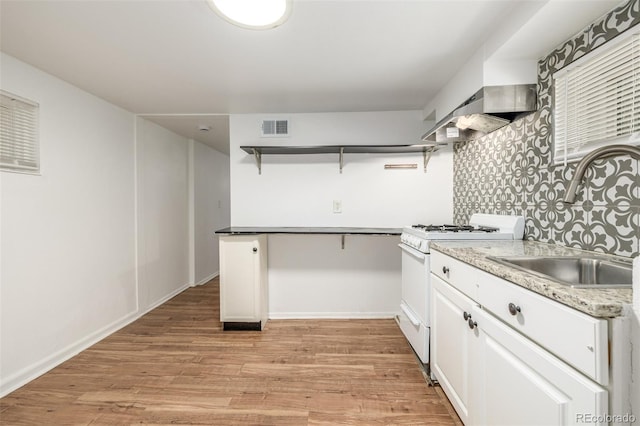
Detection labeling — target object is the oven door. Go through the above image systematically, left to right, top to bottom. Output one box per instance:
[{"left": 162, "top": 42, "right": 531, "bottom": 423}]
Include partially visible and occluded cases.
[
  {"left": 398, "top": 243, "right": 431, "bottom": 364},
  {"left": 399, "top": 243, "right": 430, "bottom": 325}
]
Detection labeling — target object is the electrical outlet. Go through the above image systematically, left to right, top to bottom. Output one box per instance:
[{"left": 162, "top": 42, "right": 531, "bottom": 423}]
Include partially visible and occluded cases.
[{"left": 333, "top": 200, "right": 342, "bottom": 213}]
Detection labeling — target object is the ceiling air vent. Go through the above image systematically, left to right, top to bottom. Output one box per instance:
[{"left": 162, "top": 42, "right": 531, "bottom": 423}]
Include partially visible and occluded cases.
[{"left": 261, "top": 119, "right": 289, "bottom": 137}]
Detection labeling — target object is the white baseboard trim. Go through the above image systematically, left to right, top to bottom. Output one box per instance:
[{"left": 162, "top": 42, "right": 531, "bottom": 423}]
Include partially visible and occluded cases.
[
  {"left": 193, "top": 271, "right": 218, "bottom": 287},
  {"left": 138, "top": 282, "right": 191, "bottom": 316},
  {"left": 0, "top": 283, "right": 192, "bottom": 398},
  {"left": 0, "top": 310, "right": 137, "bottom": 397},
  {"left": 268, "top": 312, "right": 397, "bottom": 319}
]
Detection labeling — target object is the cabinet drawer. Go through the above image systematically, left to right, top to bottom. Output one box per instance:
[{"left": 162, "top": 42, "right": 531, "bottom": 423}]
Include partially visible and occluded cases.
[
  {"left": 431, "top": 250, "right": 481, "bottom": 301},
  {"left": 479, "top": 275, "right": 608, "bottom": 385},
  {"left": 397, "top": 303, "right": 429, "bottom": 364}
]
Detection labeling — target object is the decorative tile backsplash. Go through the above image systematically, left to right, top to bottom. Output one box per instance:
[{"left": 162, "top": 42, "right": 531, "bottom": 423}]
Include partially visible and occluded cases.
[{"left": 453, "top": 0, "right": 640, "bottom": 258}]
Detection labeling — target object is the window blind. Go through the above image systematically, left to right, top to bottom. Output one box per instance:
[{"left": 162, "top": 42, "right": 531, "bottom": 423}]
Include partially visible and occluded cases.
[
  {"left": 554, "top": 31, "right": 640, "bottom": 164},
  {"left": 0, "top": 90, "right": 39, "bottom": 173}
]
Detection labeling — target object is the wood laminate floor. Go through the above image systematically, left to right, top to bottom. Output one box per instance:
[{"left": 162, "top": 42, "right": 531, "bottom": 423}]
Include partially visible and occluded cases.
[{"left": 0, "top": 278, "right": 461, "bottom": 425}]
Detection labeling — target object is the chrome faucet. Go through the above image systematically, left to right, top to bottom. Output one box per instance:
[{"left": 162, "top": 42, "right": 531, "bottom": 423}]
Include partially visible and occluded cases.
[{"left": 563, "top": 144, "right": 640, "bottom": 204}]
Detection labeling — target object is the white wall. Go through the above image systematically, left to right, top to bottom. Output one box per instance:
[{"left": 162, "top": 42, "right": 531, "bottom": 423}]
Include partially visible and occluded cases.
[
  {"left": 422, "top": 48, "right": 537, "bottom": 122},
  {"left": 423, "top": 49, "right": 485, "bottom": 122},
  {"left": 1, "top": 53, "right": 137, "bottom": 395},
  {"left": 0, "top": 55, "right": 227, "bottom": 397},
  {"left": 229, "top": 111, "right": 453, "bottom": 317},
  {"left": 230, "top": 111, "right": 453, "bottom": 227},
  {"left": 136, "top": 118, "right": 190, "bottom": 311},
  {"left": 193, "top": 140, "right": 230, "bottom": 285},
  {"left": 268, "top": 234, "right": 401, "bottom": 318},
  {"left": 632, "top": 257, "right": 640, "bottom": 418}
]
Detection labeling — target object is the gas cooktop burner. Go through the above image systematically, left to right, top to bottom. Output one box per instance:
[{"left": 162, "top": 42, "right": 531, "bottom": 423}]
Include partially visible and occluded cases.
[{"left": 411, "top": 224, "right": 499, "bottom": 233}]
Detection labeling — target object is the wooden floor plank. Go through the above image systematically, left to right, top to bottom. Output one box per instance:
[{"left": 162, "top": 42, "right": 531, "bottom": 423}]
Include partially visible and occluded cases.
[{"left": 0, "top": 278, "right": 461, "bottom": 425}]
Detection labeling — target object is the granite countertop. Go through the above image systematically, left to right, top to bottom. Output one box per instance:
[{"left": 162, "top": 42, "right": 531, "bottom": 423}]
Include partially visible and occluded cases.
[
  {"left": 215, "top": 227, "right": 402, "bottom": 235},
  {"left": 430, "top": 240, "right": 633, "bottom": 318}
]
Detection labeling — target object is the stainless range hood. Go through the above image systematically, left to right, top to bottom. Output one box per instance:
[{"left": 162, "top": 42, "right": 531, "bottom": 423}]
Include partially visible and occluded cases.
[{"left": 422, "top": 84, "right": 537, "bottom": 144}]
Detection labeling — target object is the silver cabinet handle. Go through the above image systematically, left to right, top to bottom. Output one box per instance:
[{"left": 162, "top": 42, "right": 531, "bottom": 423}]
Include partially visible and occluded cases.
[
  {"left": 252, "top": 247, "right": 258, "bottom": 253},
  {"left": 442, "top": 266, "right": 450, "bottom": 274},
  {"left": 508, "top": 303, "right": 521, "bottom": 316},
  {"left": 463, "top": 311, "right": 470, "bottom": 321},
  {"left": 468, "top": 318, "right": 477, "bottom": 330}
]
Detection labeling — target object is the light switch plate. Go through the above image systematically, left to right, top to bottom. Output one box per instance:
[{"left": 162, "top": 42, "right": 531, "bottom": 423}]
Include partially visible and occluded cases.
[{"left": 333, "top": 200, "right": 342, "bottom": 213}]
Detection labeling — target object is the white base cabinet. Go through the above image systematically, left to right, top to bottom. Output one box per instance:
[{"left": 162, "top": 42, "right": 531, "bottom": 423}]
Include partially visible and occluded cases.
[
  {"left": 219, "top": 234, "right": 268, "bottom": 330},
  {"left": 430, "top": 251, "right": 608, "bottom": 425},
  {"left": 431, "top": 275, "right": 478, "bottom": 425},
  {"left": 471, "top": 305, "right": 607, "bottom": 426}
]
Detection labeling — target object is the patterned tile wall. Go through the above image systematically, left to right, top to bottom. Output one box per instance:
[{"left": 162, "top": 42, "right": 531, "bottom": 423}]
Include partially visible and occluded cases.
[{"left": 453, "top": 0, "right": 640, "bottom": 258}]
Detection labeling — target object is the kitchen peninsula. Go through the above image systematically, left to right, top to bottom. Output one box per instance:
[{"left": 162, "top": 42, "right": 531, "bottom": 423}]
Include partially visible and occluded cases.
[
  {"left": 215, "top": 227, "right": 403, "bottom": 325},
  {"left": 216, "top": 227, "right": 401, "bottom": 235}
]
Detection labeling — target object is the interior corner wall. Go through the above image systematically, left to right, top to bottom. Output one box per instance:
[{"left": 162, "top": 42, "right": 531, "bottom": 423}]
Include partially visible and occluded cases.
[
  {"left": 452, "top": 2, "right": 640, "bottom": 258},
  {"left": 425, "top": 49, "right": 485, "bottom": 122},
  {"left": 0, "top": 53, "right": 137, "bottom": 396},
  {"left": 0, "top": 54, "right": 224, "bottom": 397},
  {"left": 228, "top": 111, "right": 453, "bottom": 318},
  {"left": 229, "top": 111, "right": 453, "bottom": 227},
  {"left": 136, "top": 118, "right": 190, "bottom": 311},
  {"left": 193, "top": 141, "right": 230, "bottom": 285},
  {"left": 633, "top": 257, "right": 640, "bottom": 417},
  {"left": 632, "top": 310, "right": 640, "bottom": 418}
]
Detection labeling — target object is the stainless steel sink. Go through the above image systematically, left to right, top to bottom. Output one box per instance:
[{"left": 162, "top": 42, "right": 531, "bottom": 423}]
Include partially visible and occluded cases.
[{"left": 488, "top": 256, "right": 633, "bottom": 288}]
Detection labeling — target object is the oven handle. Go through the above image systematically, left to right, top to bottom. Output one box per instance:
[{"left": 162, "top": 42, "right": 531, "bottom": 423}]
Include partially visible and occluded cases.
[
  {"left": 398, "top": 243, "right": 426, "bottom": 260},
  {"left": 400, "top": 303, "right": 421, "bottom": 327}
]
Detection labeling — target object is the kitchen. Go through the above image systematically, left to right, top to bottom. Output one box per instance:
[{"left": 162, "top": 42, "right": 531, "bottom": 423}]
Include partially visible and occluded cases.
[{"left": 1, "top": 0, "right": 639, "bottom": 424}]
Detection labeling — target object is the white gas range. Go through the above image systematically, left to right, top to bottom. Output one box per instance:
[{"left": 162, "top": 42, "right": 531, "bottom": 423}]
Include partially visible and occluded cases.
[{"left": 397, "top": 213, "right": 525, "bottom": 367}]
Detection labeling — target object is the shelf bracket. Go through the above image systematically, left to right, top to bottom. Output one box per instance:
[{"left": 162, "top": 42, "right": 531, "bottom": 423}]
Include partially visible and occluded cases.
[
  {"left": 339, "top": 147, "right": 344, "bottom": 174},
  {"left": 423, "top": 147, "right": 434, "bottom": 173},
  {"left": 253, "top": 150, "right": 262, "bottom": 175},
  {"left": 341, "top": 234, "right": 345, "bottom": 249}
]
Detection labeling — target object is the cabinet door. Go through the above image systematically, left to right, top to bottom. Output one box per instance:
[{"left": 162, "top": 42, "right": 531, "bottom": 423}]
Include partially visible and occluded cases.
[
  {"left": 219, "top": 235, "right": 263, "bottom": 322},
  {"left": 479, "top": 272, "right": 608, "bottom": 385},
  {"left": 431, "top": 275, "right": 478, "bottom": 425},
  {"left": 471, "top": 306, "right": 607, "bottom": 426}
]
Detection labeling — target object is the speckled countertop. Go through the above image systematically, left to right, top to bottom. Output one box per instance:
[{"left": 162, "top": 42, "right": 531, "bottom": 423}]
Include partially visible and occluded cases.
[{"left": 430, "top": 240, "right": 633, "bottom": 318}]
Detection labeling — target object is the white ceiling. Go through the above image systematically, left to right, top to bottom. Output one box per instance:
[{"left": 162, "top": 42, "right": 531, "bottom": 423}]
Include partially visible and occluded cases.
[
  {"left": 0, "top": 0, "right": 621, "bottom": 151},
  {"left": 142, "top": 114, "right": 231, "bottom": 154}
]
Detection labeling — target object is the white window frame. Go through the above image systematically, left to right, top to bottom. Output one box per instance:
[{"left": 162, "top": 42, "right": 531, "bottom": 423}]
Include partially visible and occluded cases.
[
  {"left": 553, "top": 29, "right": 640, "bottom": 165},
  {"left": 0, "top": 90, "right": 40, "bottom": 174}
]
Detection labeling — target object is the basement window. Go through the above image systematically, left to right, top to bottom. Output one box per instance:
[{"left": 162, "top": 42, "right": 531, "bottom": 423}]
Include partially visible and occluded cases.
[
  {"left": 553, "top": 30, "right": 640, "bottom": 165},
  {"left": 1, "top": 90, "right": 40, "bottom": 174}
]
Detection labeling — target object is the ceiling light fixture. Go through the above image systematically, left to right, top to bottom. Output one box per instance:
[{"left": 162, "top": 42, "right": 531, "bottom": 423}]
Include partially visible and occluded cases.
[{"left": 207, "top": 0, "right": 292, "bottom": 30}]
